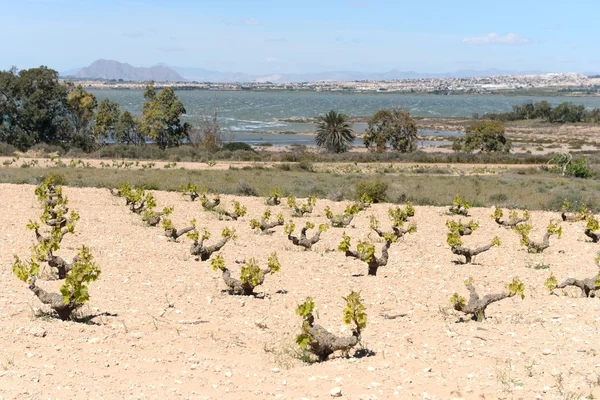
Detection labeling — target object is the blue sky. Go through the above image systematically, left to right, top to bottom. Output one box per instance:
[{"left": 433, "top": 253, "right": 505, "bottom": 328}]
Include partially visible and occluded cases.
[{"left": 0, "top": 0, "right": 597, "bottom": 73}]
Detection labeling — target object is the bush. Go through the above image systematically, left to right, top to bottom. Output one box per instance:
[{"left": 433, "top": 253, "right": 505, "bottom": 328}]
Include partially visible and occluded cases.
[
  {"left": 452, "top": 121, "right": 511, "bottom": 153},
  {"left": 221, "top": 142, "right": 255, "bottom": 152},
  {"left": 29, "top": 143, "right": 65, "bottom": 156},
  {"left": 297, "top": 159, "right": 314, "bottom": 172},
  {"left": 566, "top": 159, "right": 595, "bottom": 178},
  {"left": 40, "top": 172, "right": 68, "bottom": 186},
  {"left": 355, "top": 179, "right": 388, "bottom": 203},
  {"left": 236, "top": 180, "right": 259, "bottom": 197}
]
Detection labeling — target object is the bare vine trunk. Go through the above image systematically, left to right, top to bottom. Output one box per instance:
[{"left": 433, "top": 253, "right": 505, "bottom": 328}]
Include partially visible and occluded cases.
[
  {"left": 164, "top": 226, "right": 194, "bottom": 241},
  {"left": 288, "top": 227, "right": 321, "bottom": 250},
  {"left": 526, "top": 232, "right": 551, "bottom": 253},
  {"left": 190, "top": 237, "right": 231, "bottom": 261},
  {"left": 451, "top": 243, "right": 493, "bottom": 264},
  {"left": 556, "top": 274, "right": 600, "bottom": 297},
  {"left": 29, "top": 278, "right": 77, "bottom": 321},
  {"left": 455, "top": 285, "right": 512, "bottom": 321}
]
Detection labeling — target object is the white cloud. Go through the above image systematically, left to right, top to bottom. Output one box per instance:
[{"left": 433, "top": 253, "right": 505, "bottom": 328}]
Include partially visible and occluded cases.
[
  {"left": 243, "top": 18, "right": 260, "bottom": 26},
  {"left": 462, "top": 32, "right": 531, "bottom": 46},
  {"left": 264, "top": 57, "right": 279, "bottom": 63}
]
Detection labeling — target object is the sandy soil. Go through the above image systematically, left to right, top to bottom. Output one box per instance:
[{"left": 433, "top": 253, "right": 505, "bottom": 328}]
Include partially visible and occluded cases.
[{"left": 2, "top": 184, "right": 600, "bottom": 399}]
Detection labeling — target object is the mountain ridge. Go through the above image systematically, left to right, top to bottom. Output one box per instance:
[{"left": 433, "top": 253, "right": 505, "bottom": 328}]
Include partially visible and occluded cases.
[
  {"left": 63, "top": 59, "right": 552, "bottom": 83},
  {"left": 71, "top": 59, "right": 185, "bottom": 82}
]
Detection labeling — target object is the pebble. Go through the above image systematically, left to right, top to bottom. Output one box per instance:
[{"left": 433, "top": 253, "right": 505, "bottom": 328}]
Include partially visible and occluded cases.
[
  {"left": 29, "top": 327, "right": 47, "bottom": 338},
  {"left": 88, "top": 337, "right": 100, "bottom": 344},
  {"left": 542, "top": 349, "right": 552, "bottom": 355},
  {"left": 423, "top": 367, "right": 432, "bottom": 373},
  {"left": 271, "top": 368, "right": 280, "bottom": 373},
  {"left": 330, "top": 387, "right": 342, "bottom": 397}
]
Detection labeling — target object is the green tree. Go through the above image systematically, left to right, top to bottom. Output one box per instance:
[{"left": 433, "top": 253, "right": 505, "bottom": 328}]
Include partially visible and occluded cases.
[
  {"left": 0, "top": 66, "right": 70, "bottom": 150},
  {"left": 140, "top": 82, "right": 190, "bottom": 149},
  {"left": 66, "top": 85, "right": 98, "bottom": 151},
  {"left": 93, "top": 98, "right": 121, "bottom": 143},
  {"left": 533, "top": 100, "right": 552, "bottom": 120},
  {"left": 549, "top": 102, "right": 586, "bottom": 123},
  {"left": 363, "top": 108, "right": 417, "bottom": 152},
  {"left": 315, "top": 110, "right": 355, "bottom": 153},
  {"left": 115, "top": 111, "right": 145, "bottom": 145},
  {"left": 452, "top": 120, "right": 511, "bottom": 153}
]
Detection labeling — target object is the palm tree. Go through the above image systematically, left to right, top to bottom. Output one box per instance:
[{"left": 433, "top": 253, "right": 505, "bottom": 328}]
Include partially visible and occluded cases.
[{"left": 315, "top": 110, "right": 355, "bottom": 153}]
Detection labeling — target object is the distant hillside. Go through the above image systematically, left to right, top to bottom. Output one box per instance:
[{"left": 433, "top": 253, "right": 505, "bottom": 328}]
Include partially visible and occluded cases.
[
  {"left": 72, "top": 59, "right": 185, "bottom": 82},
  {"left": 166, "top": 65, "right": 545, "bottom": 83}
]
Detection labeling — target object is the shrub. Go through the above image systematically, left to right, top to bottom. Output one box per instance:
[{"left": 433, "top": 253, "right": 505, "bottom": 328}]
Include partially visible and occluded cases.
[
  {"left": 0, "top": 142, "right": 17, "bottom": 156},
  {"left": 221, "top": 142, "right": 255, "bottom": 152},
  {"left": 297, "top": 159, "right": 314, "bottom": 172},
  {"left": 40, "top": 172, "right": 68, "bottom": 186},
  {"left": 12, "top": 179, "right": 100, "bottom": 321},
  {"left": 355, "top": 179, "right": 388, "bottom": 203},
  {"left": 236, "top": 180, "right": 259, "bottom": 197},
  {"left": 179, "top": 182, "right": 200, "bottom": 201},
  {"left": 266, "top": 187, "right": 282, "bottom": 205},
  {"left": 199, "top": 190, "right": 221, "bottom": 211},
  {"left": 287, "top": 195, "right": 316, "bottom": 217},
  {"left": 449, "top": 195, "right": 470, "bottom": 216},
  {"left": 560, "top": 199, "right": 589, "bottom": 222},
  {"left": 217, "top": 200, "right": 247, "bottom": 220},
  {"left": 324, "top": 201, "right": 365, "bottom": 228},
  {"left": 369, "top": 203, "right": 417, "bottom": 241},
  {"left": 492, "top": 208, "right": 530, "bottom": 228},
  {"left": 250, "top": 209, "right": 285, "bottom": 234},
  {"left": 584, "top": 215, "right": 600, "bottom": 242},
  {"left": 162, "top": 217, "right": 196, "bottom": 242},
  {"left": 445, "top": 219, "right": 479, "bottom": 236},
  {"left": 284, "top": 221, "right": 328, "bottom": 250},
  {"left": 514, "top": 221, "right": 562, "bottom": 253},
  {"left": 447, "top": 225, "right": 500, "bottom": 264},
  {"left": 188, "top": 226, "right": 236, "bottom": 261},
  {"left": 338, "top": 231, "right": 396, "bottom": 276},
  {"left": 211, "top": 252, "right": 280, "bottom": 295},
  {"left": 545, "top": 253, "right": 600, "bottom": 297},
  {"left": 450, "top": 277, "right": 525, "bottom": 322},
  {"left": 296, "top": 291, "right": 367, "bottom": 361}
]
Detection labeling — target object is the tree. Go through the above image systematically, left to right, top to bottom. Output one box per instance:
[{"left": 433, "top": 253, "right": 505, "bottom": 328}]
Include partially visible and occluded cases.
[
  {"left": 0, "top": 66, "right": 70, "bottom": 150},
  {"left": 140, "top": 82, "right": 191, "bottom": 149},
  {"left": 66, "top": 85, "right": 98, "bottom": 150},
  {"left": 93, "top": 98, "right": 121, "bottom": 144},
  {"left": 533, "top": 100, "right": 552, "bottom": 120},
  {"left": 549, "top": 102, "right": 586, "bottom": 123},
  {"left": 363, "top": 108, "right": 417, "bottom": 152},
  {"left": 188, "top": 109, "right": 226, "bottom": 151},
  {"left": 315, "top": 110, "right": 355, "bottom": 153},
  {"left": 115, "top": 111, "right": 145, "bottom": 145},
  {"left": 452, "top": 120, "right": 511, "bottom": 153}
]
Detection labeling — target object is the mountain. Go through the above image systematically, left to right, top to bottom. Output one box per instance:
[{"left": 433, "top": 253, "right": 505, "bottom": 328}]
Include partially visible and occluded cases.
[
  {"left": 71, "top": 59, "right": 185, "bottom": 82},
  {"left": 62, "top": 60, "right": 549, "bottom": 83}
]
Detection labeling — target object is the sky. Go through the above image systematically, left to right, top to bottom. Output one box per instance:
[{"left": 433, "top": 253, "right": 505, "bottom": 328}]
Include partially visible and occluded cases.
[{"left": 0, "top": 0, "right": 598, "bottom": 74}]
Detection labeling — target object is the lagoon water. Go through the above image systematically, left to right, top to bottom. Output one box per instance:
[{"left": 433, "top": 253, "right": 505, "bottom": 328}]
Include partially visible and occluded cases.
[{"left": 91, "top": 90, "right": 600, "bottom": 146}]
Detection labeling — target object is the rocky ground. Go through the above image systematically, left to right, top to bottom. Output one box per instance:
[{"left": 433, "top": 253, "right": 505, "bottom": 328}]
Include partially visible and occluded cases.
[{"left": 1, "top": 184, "right": 600, "bottom": 399}]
